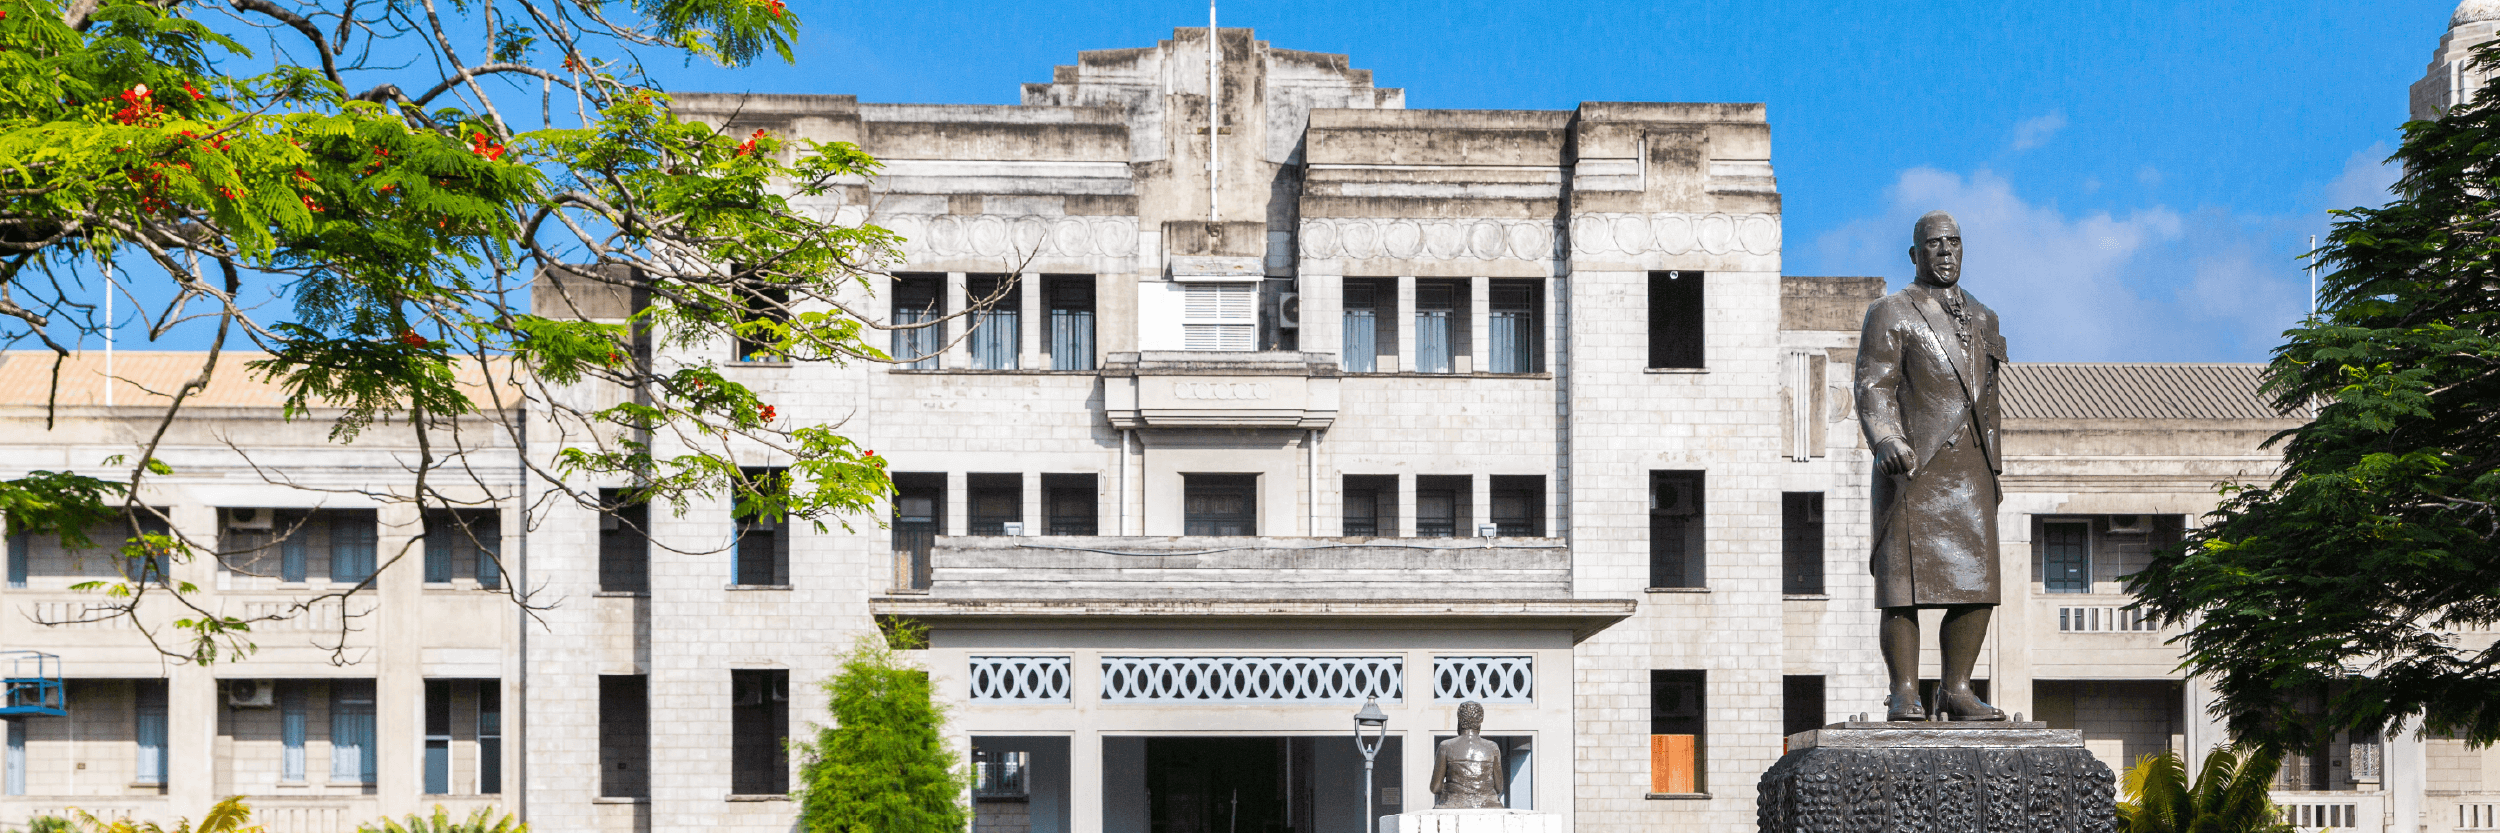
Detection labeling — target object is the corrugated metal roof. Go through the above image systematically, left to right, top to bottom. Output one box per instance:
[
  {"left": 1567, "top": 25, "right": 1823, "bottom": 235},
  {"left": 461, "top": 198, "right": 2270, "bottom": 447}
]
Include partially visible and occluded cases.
[
  {"left": 0, "top": 351, "right": 509, "bottom": 409},
  {"left": 2003, "top": 363, "right": 2309, "bottom": 421}
]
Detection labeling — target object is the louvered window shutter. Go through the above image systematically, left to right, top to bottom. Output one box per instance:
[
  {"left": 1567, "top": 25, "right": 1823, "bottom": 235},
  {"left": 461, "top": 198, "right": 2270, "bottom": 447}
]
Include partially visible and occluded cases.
[{"left": 1180, "top": 283, "right": 1256, "bottom": 351}]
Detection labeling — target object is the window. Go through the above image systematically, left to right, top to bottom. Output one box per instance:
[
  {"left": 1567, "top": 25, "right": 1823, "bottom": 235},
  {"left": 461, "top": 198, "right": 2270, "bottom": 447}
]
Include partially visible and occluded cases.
[
  {"left": 1648, "top": 270, "right": 1705, "bottom": 369},
  {"left": 891, "top": 274, "right": 944, "bottom": 370},
  {"left": 968, "top": 274, "right": 1020, "bottom": 370},
  {"left": 1047, "top": 276, "right": 1096, "bottom": 371},
  {"left": 732, "top": 277, "right": 789, "bottom": 362},
  {"left": 1414, "top": 280, "right": 1462, "bottom": 374},
  {"left": 1488, "top": 280, "right": 1542, "bottom": 373},
  {"left": 1342, "top": 281, "right": 1379, "bottom": 372},
  {"left": 1182, "top": 283, "right": 1257, "bottom": 351},
  {"left": 734, "top": 467, "right": 789, "bottom": 586},
  {"left": 1649, "top": 471, "right": 1706, "bottom": 588},
  {"left": 891, "top": 473, "right": 943, "bottom": 590},
  {"left": 967, "top": 473, "right": 1022, "bottom": 536},
  {"left": 1043, "top": 474, "right": 1098, "bottom": 536},
  {"left": 1182, "top": 474, "right": 1257, "bottom": 536},
  {"left": 1342, "top": 475, "right": 1396, "bottom": 536},
  {"left": 1415, "top": 475, "right": 1471, "bottom": 537},
  {"left": 1490, "top": 476, "right": 1544, "bottom": 537},
  {"left": 598, "top": 490, "right": 650, "bottom": 594},
  {"left": 1782, "top": 493, "right": 1825, "bottom": 595},
  {"left": 424, "top": 510, "right": 501, "bottom": 588},
  {"left": 329, "top": 511, "right": 378, "bottom": 584},
  {"left": 123, "top": 514, "right": 171, "bottom": 583},
  {"left": 2041, "top": 521, "right": 2090, "bottom": 593},
  {"left": 7, "top": 532, "right": 25, "bottom": 588},
  {"left": 730, "top": 669, "right": 790, "bottom": 795},
  {"left": 1650, "top": 670, "right": 1706, "bottom": 794},
  {"left": 600, "top": 675, "right": 650, "bottom": 799},
  {"left": 1782, "top": 675, "right": 1826, "bottom": 739},
  {"left": 420, "top": 679, "right": 501, "bottom": 795},
  {"left": 135, "top": 680, "right": 168, "bottom": 786},
  {"left": 331, "top": 680, "right": 377, "bottom": 785},
  {"left": 425, "top": 680, "right": 453, "bottom": 794},
  {"left": 478, "top": 683, "right": 501, "bottom": 794},
  {"left": 280, "top": 684, "right": 306, "bottom": 782},
  {"left": 5, "top": 718, "right": 22, "bottom": 796},
  {"left": 973, "top": 748, "right": 1030, "bottom": 798}
]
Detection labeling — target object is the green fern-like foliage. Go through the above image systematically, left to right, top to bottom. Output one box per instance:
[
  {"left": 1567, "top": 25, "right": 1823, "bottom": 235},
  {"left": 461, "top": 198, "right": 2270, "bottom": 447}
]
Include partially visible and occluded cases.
[
  {"left": 795, "top": 637, "right": 971, "bottom": 833},
  {"left": 2116, "top": 747, "right": 2294, "bottom": 833},
  {"left": 354, "top": 806, "right": 524, "bottom": 833},
  {"left": 30, "top": 817, "right": 76, "bottom": 833}
]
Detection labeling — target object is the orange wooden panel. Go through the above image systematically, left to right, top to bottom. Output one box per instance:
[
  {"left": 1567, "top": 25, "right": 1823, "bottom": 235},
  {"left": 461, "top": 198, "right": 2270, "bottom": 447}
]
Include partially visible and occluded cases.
[{"left": 1650, "top": 734, "right": 1696, "bottom": 793}]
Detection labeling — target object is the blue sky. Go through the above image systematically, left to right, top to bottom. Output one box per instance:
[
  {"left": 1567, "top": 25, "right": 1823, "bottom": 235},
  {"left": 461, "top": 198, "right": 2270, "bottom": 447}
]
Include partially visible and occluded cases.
[{"left": 655, "top": 0, "right": 2443, "bottom": 362}]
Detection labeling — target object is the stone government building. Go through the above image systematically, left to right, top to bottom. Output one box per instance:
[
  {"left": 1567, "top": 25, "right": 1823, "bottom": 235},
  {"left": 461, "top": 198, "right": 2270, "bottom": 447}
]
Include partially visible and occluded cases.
[{"left": 4, "top": 16, "right": 2500, "bottom": 833}]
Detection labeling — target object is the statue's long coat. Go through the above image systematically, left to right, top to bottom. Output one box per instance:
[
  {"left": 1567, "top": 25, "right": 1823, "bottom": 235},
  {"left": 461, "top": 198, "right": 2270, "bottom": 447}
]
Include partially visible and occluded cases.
[{"left": 1855, "top": 283, "right": 2006, "bottom": 609}]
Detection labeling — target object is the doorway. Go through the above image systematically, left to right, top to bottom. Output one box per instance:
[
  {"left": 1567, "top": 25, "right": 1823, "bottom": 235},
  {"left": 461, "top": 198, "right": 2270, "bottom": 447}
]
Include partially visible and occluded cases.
[{"left": 1149, "top": 737, "right": 1279, "bottom": 833}]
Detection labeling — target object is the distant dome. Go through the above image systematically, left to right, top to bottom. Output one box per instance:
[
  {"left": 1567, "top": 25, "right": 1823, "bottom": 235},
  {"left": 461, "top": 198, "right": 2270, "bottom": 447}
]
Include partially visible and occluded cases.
[{"left": 2457, "top": 0, "right": 2500, "bottom": 26}]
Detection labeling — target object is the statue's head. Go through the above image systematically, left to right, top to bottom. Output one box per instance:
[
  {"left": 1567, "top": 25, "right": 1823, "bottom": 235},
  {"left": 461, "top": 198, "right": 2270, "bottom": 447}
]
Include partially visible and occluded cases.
[
  {"left": 1909, "top": 210, "right": 1963, "bottom": 288},
  {"left": 1457, "top": 701, "right": 1485, "bottom": 732}
]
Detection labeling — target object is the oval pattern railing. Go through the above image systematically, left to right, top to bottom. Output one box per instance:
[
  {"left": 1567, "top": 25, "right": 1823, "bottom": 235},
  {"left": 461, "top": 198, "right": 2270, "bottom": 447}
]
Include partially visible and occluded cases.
[
  {"left": 968, "top": 656, "right": 1073, "bottom": 704},
  {"left": 1099, "top": 656, "right": 1402, "bottom": 703},
  {"left": 1432, "top": 656, "right": 1534, "bottom": 703}
]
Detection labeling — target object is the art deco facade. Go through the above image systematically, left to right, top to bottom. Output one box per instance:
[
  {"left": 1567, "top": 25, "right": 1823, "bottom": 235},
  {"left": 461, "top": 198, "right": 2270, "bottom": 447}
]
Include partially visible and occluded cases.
[{"left": 1, "top": 20, "right": 2495, "bottom": 833}]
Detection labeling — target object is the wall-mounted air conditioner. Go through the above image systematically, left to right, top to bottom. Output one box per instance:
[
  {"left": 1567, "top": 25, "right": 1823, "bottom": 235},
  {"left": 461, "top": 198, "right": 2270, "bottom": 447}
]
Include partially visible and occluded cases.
[
  {"left": 1273, "top": 291, "right": 1300, "bottom": 330},
  {"left": 226, "top": 507, "right": 274, "bottom": 531},
  {"left": 2104, "top": 514, "right": 2149, "bottom": 535},
  {"left": 225, "top": 679, "right": 276, "bottom": 708}
]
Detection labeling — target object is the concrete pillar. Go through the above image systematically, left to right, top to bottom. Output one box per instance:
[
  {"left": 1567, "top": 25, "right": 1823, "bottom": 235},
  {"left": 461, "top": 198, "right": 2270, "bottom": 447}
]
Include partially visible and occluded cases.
[
  {"left": 944, "top": 272, "right": 969, "bottom": 370},
  {"left": 1019, "top": 272, "right": 1043, "bottom": 370},
  {"left": 1301, "top": 273, "right": 1342, "bottom": 359},
  {"left": 1466, "top": 275, "right": 1490, "bottom": 374},
  {"left": 1393, "top": 276, "right": 1415, "bottom": 373},
  {"left": 947, "top": 471, "right": 968, "bottom": 537},
  {"left": 1023, "top": 471, "right": 1044, "bottom": 537},
  {"left": 1397, "top": 472, "right": 1416, "bottom": 538},
  {"left": 1471, "top": 473, "right": 1492, "bottom": 537},
  {"left": 376, "top": 501, "right": 425, "bottom": 812},
  {"left": 167, "top": 666, "right": 216, "bottom": 811},
  {"left": 2181, "top": 678, "right": 2231, "bottom": 775},
  {"left": 2389, "top": 715, "right": 2425, "bottom": 833},
  {"left": 1400, "top": 728, "right": 1431, "bottom": 819},
  {"left": 1069, "top": 731, "right": 1103, "bottom": 833}
]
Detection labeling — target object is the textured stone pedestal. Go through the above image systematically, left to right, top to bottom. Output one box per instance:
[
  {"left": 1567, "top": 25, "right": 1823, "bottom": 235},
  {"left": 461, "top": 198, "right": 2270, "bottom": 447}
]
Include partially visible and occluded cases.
[
  {"left": 1757, "top": 722, "right": 2115, "bottom": 833},
  {"left": 1377, "top": 808, "right": 1562, "bottom": 833}
]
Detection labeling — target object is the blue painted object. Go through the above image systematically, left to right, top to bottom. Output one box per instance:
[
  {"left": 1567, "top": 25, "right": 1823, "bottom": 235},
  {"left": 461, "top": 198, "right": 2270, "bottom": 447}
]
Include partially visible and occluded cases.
[{"left": 0, "top": 651, "right": 64, "bottom": 717}]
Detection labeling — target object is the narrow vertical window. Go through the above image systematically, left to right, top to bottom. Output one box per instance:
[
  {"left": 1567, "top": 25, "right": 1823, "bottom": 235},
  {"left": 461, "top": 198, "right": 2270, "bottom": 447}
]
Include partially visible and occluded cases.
[
  {"left": 1647, "top": 270, "right": 1705, "bottom": 369},
  {"left": 891, "top": 274, "right": 945, "bottom": 370},
  {"left": 967, "top": 274, "right": 1020, "bottom": 370},
  {"left": 1047, "top": 276, "right": 1097, "bottom": 371},
  {"left": 732, "top": 277, "right": 789, "bottom": 363},
  {"left": 1487, "top": 280, "right": 1542, "bottom": 373},
  {"left": 1341, "top": 281, "right": 1379, "bottom": 373},
  {"left": 1414, "top": 281, "right": 1455, "bottom": 373},
  {"left": 1182, "top": 283, "right": 1257, "bottom": 351},
  {"left": 734, "top": 467, "right": 789, "bottom": 586},
  {"left": 1649, "top": 471, "right": 1706, "bottom": 588},
  {"left": 966, "top": 473, "right": 1023, "bottom": 536},
  {"left": 890, "top": 474, "right": 943, "bottom": 590},
  {"left": 1042, "top": 474, "right": 1098, "bottom": 536},
  {"left": 1182, "top": 474, "right": 1257, "bottom": 536},
  {"left": 1341, "top": 475, "right": 1396, "bottom": 537},
  {"left": 1414, "top": 475, "right": 1471, "bottom": 537},
  {"left": 1489, "top": 476, "right": 1545, "bottom": 537},
  {"left": 599, "top": 490, "right": 650, "bottom": 594},
  {"left": 1782, "top": 493, "right": 1825, "bottom": 595},
  {"left": 280, "top": 511, "right": 310, "bottom": 583},
  {"left": 329, "top": 511, "right": 378, "bottom": 584},
  {"left": 423, "top": 513, "right": 454, "bottom": 583},
  {"left": 472, "top": 513, "right": 502, "bottom": 589},
  {"left": 124, "top": 515, "right": 171, "bottom": 583},
  {"left": 2041, "top": 521, "right": 2091, "bottom": 593},
  {"left": 7, "top": 531, "right": 27, "bottom": 589},
  {"left": 730, "top": 669, "right": 790, "bottom": 795},
  {"left": 1649, "top": 670, "right": 1706, "bottom": 794},
  {"left": 599, "top": 675, "right": 650, "bottom": 799},
  {"left": 1782, "top": 675, "right": 1826, "bottom": 739},
  {"left": 134, "top": 680, "right": 168, "bottom": 786},
  {"left": 332, "top": 680, "right": 377, "bottom": 784},
  {"left": 424, "top": 680, "right": 451, "bottom": 794},
  {"left": 477, "top": 682, "right": 502, "bottom": 794},
  {"left": 280, "top": 683, "right": 307, "bottom": 782},
  {"left": 4, "top": 717, "right": 22, "bottom": 795}
]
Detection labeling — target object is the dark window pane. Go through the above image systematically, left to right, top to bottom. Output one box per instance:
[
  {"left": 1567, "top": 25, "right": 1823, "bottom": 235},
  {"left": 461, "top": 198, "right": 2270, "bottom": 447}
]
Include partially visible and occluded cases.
[
  {"left": 1648, "top": 270, "right": 1705, "bottom": 369},
  {"left": 892, "top": 274, "right": 945, "bottom": 370},
  {"left": 967, "top": 274, "right": 1020, "bottom": 370},
  {"left": 1047, "top": 276, "right": 1097, "bottom": 371},
  {"left": 735, "top": 468, "right": 789, "bottom": 586},
  {"left": 1649, "top": 471, "right": 1706, "bottom": 588},
  {"left": 891, "top": 473, "right": 944, "bottom": 590},
  {"left": 967, "top": 473, "right": 1023, "bottom": 536},
  {"left": 1042, "top": 473, "right": 1098, "bottom": 536},
  {"left": 1183, "top": 474, "right": 1257, "bottom": 536},
  {"left": 1342, "top": 474, "right": 1396, "bottom": 537},
  {"left": 1490, "top": 475, "right": 1544, "bottom": 537},
  {"left": 599, "top": 491, "right": 650, "bottom": 594},
  {"left": 1782, "top": 493, "right": 1825, "bottom": 595},
  {"left": 2042, "top": 522, "right": 2090, "bottom": 593},
  {"left": 730, "top": 670, "right": 789, "bottom": 795},
  {"left": 1650, "top": 670, "right": 1706, "bottom": 793},
  {"left": 599, "top": 675, "right": 650, "bottom": 798},
  {"left": 1782, "top": 676, "right": 1826, "bottom": 739}
]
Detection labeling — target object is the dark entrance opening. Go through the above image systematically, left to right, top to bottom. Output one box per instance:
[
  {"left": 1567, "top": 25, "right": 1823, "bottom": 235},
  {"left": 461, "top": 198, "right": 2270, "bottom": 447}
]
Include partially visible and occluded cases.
[{"left": 1148, "top": 737, "right": 1281, "bottom": 833}]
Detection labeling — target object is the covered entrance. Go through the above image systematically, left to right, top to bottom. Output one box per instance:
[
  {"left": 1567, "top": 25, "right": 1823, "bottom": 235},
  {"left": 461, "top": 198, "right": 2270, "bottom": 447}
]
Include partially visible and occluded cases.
[{"left": 1098, "top": 736, "right": 1405, "bottom": 833}]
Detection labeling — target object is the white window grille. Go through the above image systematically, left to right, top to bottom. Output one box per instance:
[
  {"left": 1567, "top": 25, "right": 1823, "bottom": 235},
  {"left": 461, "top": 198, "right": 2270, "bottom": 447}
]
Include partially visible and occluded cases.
[
  {"left": 1181, "top": 283, "right": 1256, "bottom": 351},
  {"left": 2057, "top": 606, "right": 2158, "bottom": 632},
  {"left": 968, "top": 656, "right": 1073, "bottom": 703},
  {"left": 1100, "top": 656, "right": 1402, "bottom": 703},
  {"left": 1432, "top": 656, "right": 1533, "bottom": 703},
  {"left": 2280, "top": 803, "right": 2358, "bottom": 829},
  {"left": 2460, "top": 804, "right": 2497, "bottom": 830}
]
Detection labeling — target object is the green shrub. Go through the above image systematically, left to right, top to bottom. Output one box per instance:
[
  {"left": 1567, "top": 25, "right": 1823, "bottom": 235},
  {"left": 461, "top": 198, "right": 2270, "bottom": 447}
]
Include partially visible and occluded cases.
[
  {"left": 795, "top": 636, "right": 970, "bottom": 833},
  {"left": 355, "top": 806, "right": 523, "bottom": 833}
]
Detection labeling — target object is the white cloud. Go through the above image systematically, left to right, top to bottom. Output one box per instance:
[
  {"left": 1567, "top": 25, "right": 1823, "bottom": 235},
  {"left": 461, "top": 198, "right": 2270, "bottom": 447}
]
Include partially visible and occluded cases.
[
  {"left": 2008, "top": 111, "right": 2068, "bottom": 151},
  {"left": 2323, "top": 143, "right": 2399, "bottom": 211},
  {"left": 1812, "top": 168, "right": 2310, "bottom": 362}
]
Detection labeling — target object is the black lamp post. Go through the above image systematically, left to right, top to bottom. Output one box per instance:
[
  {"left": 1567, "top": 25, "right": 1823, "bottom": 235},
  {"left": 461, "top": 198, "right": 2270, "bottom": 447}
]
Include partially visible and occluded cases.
[{"left": 1355, "top": 698, "right": 1390, "bottom": 829}]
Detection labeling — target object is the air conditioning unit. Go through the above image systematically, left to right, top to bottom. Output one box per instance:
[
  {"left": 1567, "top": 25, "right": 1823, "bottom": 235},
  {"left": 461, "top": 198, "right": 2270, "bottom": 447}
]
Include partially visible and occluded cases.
[
  {"left": 1272, "top": 291, "right": 1300, "bottom": 330},
  {"left": 226, "top": 507, "right": 274, "bottom": 531},
  {"left": 2105, "top": 514, "right": 2149, "bottom": 535},
  {"left": 225, "top": 679, "right": 276, "bottom": 708}
]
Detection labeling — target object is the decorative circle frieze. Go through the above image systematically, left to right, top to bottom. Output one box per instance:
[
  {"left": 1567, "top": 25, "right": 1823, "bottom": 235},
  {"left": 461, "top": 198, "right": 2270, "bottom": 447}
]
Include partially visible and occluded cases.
[
  {"left": 1566, "top": 211, "right": 1781, "bottom": 257},
  {"left": 873, "top": 214, "right": 1139, "bottom": 259},
  {"left": 1297, "top": 218, "right": 1565, "bottom": 262}
]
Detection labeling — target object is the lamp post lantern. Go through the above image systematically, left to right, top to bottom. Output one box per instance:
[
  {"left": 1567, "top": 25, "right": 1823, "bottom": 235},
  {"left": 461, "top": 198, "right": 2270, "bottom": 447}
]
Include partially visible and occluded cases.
[{"left": 1354, "top": 698, "right": 1389, "bottom": 830}]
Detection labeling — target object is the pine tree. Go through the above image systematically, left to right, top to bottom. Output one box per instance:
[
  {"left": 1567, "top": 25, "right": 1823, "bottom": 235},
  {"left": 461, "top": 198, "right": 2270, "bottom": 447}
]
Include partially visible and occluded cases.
[{"left": 795, "top": 636, "right": 970, "bottom": 833}]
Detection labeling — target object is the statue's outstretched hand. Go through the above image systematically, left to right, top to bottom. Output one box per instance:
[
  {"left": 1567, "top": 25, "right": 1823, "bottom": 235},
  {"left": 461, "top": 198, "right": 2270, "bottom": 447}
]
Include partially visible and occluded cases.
[{"left": 1875, "top": 436, "right": 1915, "bottom": 477}]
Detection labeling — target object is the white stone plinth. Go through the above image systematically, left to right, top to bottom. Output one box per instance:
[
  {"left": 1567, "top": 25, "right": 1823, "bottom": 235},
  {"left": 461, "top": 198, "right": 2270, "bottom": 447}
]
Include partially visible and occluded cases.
[{"left": 1377, "top": 808, "right": 1562, "bottom": 833}]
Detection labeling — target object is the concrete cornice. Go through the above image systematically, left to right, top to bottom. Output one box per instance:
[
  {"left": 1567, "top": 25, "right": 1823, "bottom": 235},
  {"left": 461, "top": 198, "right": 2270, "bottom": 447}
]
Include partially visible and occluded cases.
[{"left": 869, "top": 597, "right": 1638, "bottom": 643}]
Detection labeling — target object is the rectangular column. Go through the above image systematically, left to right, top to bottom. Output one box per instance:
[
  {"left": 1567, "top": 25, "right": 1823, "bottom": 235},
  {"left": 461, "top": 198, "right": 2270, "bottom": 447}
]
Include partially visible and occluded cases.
[
  {"left": 944, "top": 272, "right": 969, "bottom": 370},
  {"left": 1019, "top": 272, "right": 1042, "bottom": 370},
  {"left": 1301, "top": 273, "right": 1342, "bottom": 358},
  {"left": 1465, "top": 275, "right": 1489, "bottom": 374},
  {"left": 1393, "top": 276, "right": 1415, "bottom": 374},
  {"left": 947, "top": 471, "right": 968, "bottom": 537},
  {"left": 1022, "top": 471, "right": 1043, "bottom": 537},
  {"left": 1397, "top": 473, "right": 1416, "bottom": 538},
  {"left": 1471, "top": 473, "right": 1492, "bottom": 537},
  {"left": 376, "top": 501, "right": 425, "bottom": 812},
  {"left": 167, "top": 667, "right": 216, "bottom": 811},
  {"left": 1400, "top": 728, "right": 1432, "bottom": 819},
  {"left": 1069, "top": 731, "right": 1103, "bottom": 833}
]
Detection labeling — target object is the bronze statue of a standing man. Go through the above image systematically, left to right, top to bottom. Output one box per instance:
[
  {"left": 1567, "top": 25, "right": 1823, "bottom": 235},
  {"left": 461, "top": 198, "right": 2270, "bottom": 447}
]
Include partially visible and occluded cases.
[{"left": 1855, "top": 210, "right": 2008, "bottom": 722}]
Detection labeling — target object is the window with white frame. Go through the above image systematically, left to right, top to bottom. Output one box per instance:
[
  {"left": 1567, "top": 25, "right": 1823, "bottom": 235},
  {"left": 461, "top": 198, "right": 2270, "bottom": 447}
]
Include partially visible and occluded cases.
[{"left": 1181, "top": 282, "right": 1256, "bottom": 351}]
